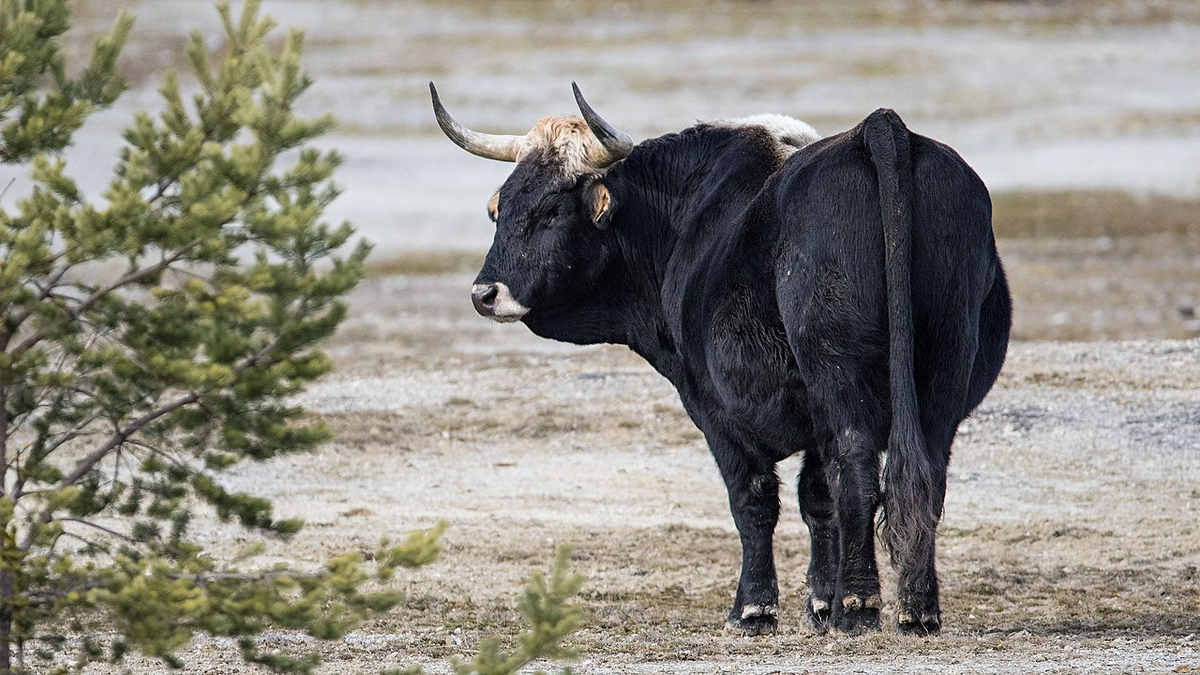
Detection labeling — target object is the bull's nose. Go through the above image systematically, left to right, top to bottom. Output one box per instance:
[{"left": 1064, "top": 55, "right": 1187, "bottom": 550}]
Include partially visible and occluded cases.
[
  {"left": 470, "top": 282, "right": 529, "bottom": 322},
  {"left": 472, "top": 283, "right": 499, "bottom": 316}
]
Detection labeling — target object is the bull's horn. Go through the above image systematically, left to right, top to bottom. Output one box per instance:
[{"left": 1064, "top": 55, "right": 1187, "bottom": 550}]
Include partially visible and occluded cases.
[
  {"left": 430, "top": 82, "right": 524, "bottom": 162},
  {"left": 571, "top": 82, "right": 634, "bottom": 167}
]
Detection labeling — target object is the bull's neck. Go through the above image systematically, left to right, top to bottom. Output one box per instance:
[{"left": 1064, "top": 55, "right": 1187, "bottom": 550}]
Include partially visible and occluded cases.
[
  {"left": 609, "top": 125, "right": 782, "bottom": 269},
  {"left": 604, "top": 126, "right": 783, "bottom": 372}
]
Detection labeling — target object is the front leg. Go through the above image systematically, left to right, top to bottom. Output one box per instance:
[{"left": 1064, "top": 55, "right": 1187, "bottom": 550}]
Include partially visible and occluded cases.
[{"left": 708, "top": 431, "right": 781, "bottom": 636}]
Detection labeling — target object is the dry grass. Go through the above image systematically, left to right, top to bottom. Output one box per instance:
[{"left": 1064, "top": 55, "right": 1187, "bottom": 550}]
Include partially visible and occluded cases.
[
  {"left": 991, "top": 189, "right": 1200, "bottom": 340},
  {"left": 992, "top": 190, "right": 1200, "bottom": 240},
  {"left": 365, "top": 250, "right": 484, "bottom": 278},
  {"left": 374, "top": 518, "right": 1200, "bottom": 664}
]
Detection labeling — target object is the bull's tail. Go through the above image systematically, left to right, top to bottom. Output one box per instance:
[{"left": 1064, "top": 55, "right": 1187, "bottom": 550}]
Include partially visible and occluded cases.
[{"left": 862, "top": 109, "right": 940, "bottom": 562}]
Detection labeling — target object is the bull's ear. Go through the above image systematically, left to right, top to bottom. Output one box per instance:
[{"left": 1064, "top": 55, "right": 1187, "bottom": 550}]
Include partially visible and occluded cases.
[
  {"left": 587, "top": 181, "right": 614, "bottom": 229},
  {"left": 486, "top": 192, "right": 500, "bottom": 223}
]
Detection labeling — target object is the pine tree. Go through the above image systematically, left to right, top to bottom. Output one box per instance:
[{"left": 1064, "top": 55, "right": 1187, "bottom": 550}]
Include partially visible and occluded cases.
[
  {"left": 0, "top": 1, "right": 444, "bottom": 671},
  {"left": 1, "top": 2, "right": 583, "bottom": 672}
]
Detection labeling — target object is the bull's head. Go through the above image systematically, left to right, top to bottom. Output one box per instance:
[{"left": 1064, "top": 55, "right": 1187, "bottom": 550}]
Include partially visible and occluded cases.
[{"left": 430, "top": 83, "right": 634, "bottom": 328}]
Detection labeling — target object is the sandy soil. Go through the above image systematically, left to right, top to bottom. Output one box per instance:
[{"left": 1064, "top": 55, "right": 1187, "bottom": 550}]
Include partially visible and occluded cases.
[{"left": 94, "top": 273, "right": 1200, "bottom": 674}]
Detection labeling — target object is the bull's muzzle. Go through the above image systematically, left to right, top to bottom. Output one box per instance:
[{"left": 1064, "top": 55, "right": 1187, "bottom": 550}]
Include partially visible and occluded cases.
[{"left": 471, "top": 282, "right": 529, "bottom": 323}]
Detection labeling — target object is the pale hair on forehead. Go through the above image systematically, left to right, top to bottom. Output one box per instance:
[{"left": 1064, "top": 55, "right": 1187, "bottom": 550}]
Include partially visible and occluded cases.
[{"left": 516, "top": 115, "right": 611, "bottom": 175}]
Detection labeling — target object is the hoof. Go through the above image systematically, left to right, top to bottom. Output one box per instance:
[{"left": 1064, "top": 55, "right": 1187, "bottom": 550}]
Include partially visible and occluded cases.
[
  {"left": 841, "top": 593, "right": 882, "bottom": 610},
  {"left": 834, "top": 594, "right": 882, "bottom": 635},
  {"left": 806, "top": 597, "right": 832, "bottom": 633},
  {"left": 726, "top": 603, "right": 778, "bottom": 636},
  {"left": 897, "top": 610, "right": 941, "bottom": 636}
]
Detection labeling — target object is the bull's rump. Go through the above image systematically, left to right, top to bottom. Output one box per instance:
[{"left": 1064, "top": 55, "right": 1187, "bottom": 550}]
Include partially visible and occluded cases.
[{"left": 770, "top": 124, "right": 1002, "bottom": 418}]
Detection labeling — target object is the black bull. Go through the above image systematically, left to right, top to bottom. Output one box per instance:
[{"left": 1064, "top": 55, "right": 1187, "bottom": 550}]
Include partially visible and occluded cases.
[{"left": 431, "top": 86, "right": 1011, "bottom": 636}]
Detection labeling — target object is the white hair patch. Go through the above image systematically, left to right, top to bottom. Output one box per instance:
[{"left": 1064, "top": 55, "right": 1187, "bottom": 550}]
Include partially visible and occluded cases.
[{"left": 714, "top": 114, "right": 821, "bottom": 157}]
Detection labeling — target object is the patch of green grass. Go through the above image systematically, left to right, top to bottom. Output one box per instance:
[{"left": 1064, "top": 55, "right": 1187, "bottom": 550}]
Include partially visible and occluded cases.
[
  {"left": 992, "top": 189, "right": 1200, "bottom": 239},
  {"left": 366, "top": 250, "right": 484, "bottom": 277}
]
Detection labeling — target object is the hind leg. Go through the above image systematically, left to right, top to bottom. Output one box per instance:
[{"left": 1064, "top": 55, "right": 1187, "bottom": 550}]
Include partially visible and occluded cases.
[
  {"left": 777, "top": 236, "right": 889, "bottom": 633},
  {"left": 889, "top": 266, "right": 1007, "bottom": 632},
  {"left": 785, "top": 321, "right": 887, "bottom": 631},
  {"left": 891, "top": 326, "right": 977, "bottom": 634},
  {"left": 802, "top": 386, "right": 887, "bottom": 634},
  {"left": 826, "top": 419, "right": 885, "bottom": 634},
  {"left": 888, "top": 425, "right": 950, "bottom": 635},
  {"left": 886, "top": 430, "right": 948, "bottom": 635},
  {"left": 798, "top": 446, "right": 838, "bottom": 631}
]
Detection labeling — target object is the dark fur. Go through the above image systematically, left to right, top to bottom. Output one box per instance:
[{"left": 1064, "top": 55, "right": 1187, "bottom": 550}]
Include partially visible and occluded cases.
[{"left": 473, "top": 110, "right": 1011, "bottom": 635}]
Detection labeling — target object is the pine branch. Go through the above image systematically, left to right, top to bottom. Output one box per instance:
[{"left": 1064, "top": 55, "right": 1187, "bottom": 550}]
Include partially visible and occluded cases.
[
  {"left": 8, "top": 237, "right": 207, "bottom": 357},
  {"left": 4, "top": 260, "right": 78, "bottom": 336},
  {"left": 16, "top": 319, "right": 297, "bottom": 551},
  {"left": 4, "top": 344, "right": 91, "bottom": 446},
  {"left": 0, "top": 389, "right": 8, "bottom": 497},
  {"left": 17, "top": 391, "right": 200, "bottom": 553},
  {"left": 56, "top": 392, "right": 200, "bottom": 490},
  {"left": 9, "top": 411, "right": 105, "bottom": 501},
  {"left": 58, "top": 517, "right": 139, "bottom": 544},
  {"left": 55, "top": 531, "right": 113, "bottom": 555},
  {"left": 447, "top": 547, "right": 583, "bottom": 675},
  {"left": 170, "top": 569, "right": 311, "bottom": 584},
  {"left": 19, "top": 581, "right": 108, "bottom": 608}
]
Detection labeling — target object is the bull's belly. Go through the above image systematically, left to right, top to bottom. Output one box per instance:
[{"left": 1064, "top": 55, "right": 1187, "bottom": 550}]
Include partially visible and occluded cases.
[
  {"left": 708, "top": 362, "right": 816, "bottom": 463},
  {"left": 728, "top": 397, "right": 815, "bottom": 463}
]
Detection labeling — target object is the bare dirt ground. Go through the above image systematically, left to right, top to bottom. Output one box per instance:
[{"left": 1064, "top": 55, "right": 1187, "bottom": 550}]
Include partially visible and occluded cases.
[{"left": 100, "top": 272, "right": 1200, "bottom": 674}]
